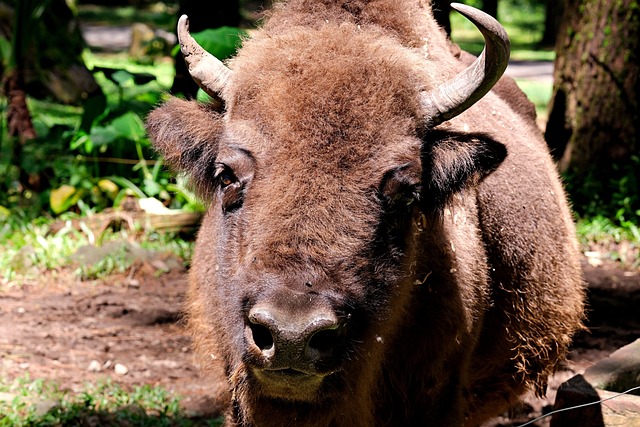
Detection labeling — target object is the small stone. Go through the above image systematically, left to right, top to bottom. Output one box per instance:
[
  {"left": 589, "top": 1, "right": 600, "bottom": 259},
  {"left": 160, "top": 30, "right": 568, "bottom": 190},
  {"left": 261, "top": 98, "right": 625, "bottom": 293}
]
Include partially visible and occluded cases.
[
  {"left": 587, "top": 257, "right": 603, "bottom": 267},
  {"left": 149, "top": 259, "right": 169, "bottom": 272},
  {"left": 87, "top": 360, "right": 102, "bottom": 372},
  {"left": 114, "top": 363, "right": 128, "bottom": 375},
  {"left": 33, "top": 399, "right": 59, "bottom": 417}
]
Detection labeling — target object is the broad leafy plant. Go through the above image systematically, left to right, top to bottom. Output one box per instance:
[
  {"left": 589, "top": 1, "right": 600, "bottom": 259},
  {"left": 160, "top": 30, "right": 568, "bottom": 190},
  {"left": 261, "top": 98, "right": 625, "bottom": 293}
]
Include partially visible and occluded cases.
[{"left": 1, "top": 21, "right": 246, "bottom": 219}]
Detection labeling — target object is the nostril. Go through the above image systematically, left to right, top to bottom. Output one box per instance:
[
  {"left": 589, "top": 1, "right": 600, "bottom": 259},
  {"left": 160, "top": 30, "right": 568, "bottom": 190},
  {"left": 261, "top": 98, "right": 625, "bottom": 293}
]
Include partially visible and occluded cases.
[
  {"left": 247, "top": 302, "right": 345, "bottom": 369},
  {"left": 249, "top": 323, "right": 274, "bottom": 352},
  {"left": 307, "top": 323, "right": 346, "bottom": 360},
  {"left": 308, "top": 328, "right": 337, "bottom": 353}
]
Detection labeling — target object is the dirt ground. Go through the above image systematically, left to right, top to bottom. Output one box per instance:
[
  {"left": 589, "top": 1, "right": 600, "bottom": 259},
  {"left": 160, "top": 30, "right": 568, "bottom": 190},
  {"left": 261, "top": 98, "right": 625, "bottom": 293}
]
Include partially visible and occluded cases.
[{"left": 1, "top": 255, "right": 639, "bottom": 426}]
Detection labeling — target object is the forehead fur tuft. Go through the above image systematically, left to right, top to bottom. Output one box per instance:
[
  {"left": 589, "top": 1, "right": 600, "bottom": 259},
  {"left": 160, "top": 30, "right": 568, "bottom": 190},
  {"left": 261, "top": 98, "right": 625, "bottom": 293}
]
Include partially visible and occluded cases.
[{"left": 227, "top": 24, "right": 426, "bottom": 162}]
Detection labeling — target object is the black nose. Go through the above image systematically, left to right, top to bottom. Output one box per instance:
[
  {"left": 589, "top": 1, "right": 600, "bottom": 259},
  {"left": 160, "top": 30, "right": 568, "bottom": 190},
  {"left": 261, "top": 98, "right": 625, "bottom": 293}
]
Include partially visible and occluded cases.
[{"left": 246, "top": 303, "right": 345, "bottom": 372}]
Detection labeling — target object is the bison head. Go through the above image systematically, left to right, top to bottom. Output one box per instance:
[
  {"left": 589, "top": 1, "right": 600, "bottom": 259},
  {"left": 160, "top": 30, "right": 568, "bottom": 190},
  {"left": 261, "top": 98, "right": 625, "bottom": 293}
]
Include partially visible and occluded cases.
[{"left": 147, "top": 2, "right": 509, "bottom": 417}]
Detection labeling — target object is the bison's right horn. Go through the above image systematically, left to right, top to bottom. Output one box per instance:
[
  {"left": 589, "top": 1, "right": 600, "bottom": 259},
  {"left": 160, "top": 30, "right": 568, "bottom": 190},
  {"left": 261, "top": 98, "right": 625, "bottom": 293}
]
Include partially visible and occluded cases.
[
  {"left": 421, "top": 3, "right": 510, "bottom": 127},
  {"left": 177, "top": 15, "right": 232, "bottom": 99}
]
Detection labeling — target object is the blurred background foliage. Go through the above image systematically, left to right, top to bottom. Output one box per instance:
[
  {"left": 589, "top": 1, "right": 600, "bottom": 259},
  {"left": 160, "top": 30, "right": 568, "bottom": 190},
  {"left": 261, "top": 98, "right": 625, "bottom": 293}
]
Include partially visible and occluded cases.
[
  {"left": 0, "top": 0, "right": 638, "bottom": 266},
  {"left": 0, "top": 0, "right": 254, "bottom": 223}
]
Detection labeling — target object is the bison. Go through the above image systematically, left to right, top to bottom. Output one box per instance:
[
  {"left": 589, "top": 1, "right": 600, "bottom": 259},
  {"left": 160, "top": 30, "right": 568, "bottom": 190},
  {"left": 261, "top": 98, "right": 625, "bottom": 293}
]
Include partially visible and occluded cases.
[{"left": 146, "top": 1, "right": 585, "bottom": 426}]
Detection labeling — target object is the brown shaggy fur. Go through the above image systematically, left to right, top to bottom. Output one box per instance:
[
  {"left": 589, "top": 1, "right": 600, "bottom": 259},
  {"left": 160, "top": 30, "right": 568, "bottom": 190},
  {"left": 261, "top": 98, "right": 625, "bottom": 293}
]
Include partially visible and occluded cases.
[{"left": 146, "top": 1, "right": 584, "bottom": 426}]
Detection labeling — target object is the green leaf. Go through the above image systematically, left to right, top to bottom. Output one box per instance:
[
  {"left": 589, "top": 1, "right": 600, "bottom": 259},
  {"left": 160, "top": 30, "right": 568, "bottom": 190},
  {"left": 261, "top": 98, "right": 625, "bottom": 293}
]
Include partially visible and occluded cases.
[
  {"left": 191, "top": 27, "right": 247, "bottom": 60},
  {"left": 0, "top": 36, "right": 11, "bottom": 67},
  {"left": 111, "top": 69, "right": 134, "bottom": 86},
  {"left": 196, "top": 88, "right": 212, "bottom": 102},
  {"left": 80, "top": 92, "right": 108, "bottom": 132},
  {"left": 111, "top": 112, "right": 146, "bottom": 141},
  {"left": 89, "top": 125, "right": 119, "bottom": 147},
  {"left": 70, "top": 133, "right": 90, "bottom": 151},
  {"left": 108, "top": 176, "right": 147, "bottom": 198},
  {"left": 142, "top": 178, "right": 160, "bottom": 197},
  {"left": 97, "top": 179, "right": 119, "bottom": 200},
  {"left": 50, "top": 185, "right": 82, "bottom": 214},
  {"left": 0, "top": 205, "right": 10, "bottom": 220}
]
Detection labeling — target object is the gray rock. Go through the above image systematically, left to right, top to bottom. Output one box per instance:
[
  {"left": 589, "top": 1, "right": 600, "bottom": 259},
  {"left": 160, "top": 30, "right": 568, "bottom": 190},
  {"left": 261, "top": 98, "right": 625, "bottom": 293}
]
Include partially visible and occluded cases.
[{"left": 584, "top": 338, "right": 640, "bottom": 394}]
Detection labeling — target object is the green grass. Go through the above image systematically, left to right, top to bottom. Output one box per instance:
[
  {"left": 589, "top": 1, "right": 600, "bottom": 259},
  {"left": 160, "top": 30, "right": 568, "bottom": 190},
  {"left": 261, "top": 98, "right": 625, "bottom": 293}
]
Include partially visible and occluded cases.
[
  {"left": 449, "top": 0, "right": 556, "bottom": 118},
  {"left": 451, "top": 0, "right": 555, "bottom": 61},
  {"left": 514, "top": 79, "right": 553, "bottom": 118},
  {"left": 0, "top": 215, "right": 194, "bottom": 284},
  {"left": 576, "top": 216, "right": 640, "bottom": 267},
  {"left": 577, "top": 216, "right": 640, "bottom": 246},
  {"left": 0, "top": 375, "right": 221, "bottom": 427}
]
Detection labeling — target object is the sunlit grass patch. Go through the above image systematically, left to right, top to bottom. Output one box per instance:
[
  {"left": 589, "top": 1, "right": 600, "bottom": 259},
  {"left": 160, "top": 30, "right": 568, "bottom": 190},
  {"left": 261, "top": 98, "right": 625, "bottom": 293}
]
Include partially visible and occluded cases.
[
  {"left": 451, "top": 0, "right": 554, "bottom": 61},
  {"left": 514, "top": 79, "right": 553, "bottom": 118},
  {"left": 0, "top": 215, "right": 194, "bottom": 285},
  {"left": 576, "top": 216, "right": 640, "bottom": 267},
  {"left": 0, "top": 375, "right": 221, "bottom": 427}
]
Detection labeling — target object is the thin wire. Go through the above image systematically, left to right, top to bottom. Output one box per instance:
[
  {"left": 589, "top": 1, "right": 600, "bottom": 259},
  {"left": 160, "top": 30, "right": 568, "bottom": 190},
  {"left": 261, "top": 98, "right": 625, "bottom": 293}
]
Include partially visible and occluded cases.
[{"left": 516, "top": 384, "right": 640, "bottom": 427}]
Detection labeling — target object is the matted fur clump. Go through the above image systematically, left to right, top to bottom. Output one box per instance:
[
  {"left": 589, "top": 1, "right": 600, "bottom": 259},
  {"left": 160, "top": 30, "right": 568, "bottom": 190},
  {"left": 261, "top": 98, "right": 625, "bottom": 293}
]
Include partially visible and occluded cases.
[{"left": 146, "top": 1, "right": 585, "bottom": 426}]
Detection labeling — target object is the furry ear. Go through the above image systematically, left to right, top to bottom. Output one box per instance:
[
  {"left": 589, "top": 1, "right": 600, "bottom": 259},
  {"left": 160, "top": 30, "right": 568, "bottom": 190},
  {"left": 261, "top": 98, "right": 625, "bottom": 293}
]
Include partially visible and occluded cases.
[
  {"left": 146, "top": 98, "right": 224, "bottom": 199},
  {"left": 421, "top": 130, "right": 507, "bottom": 210}
]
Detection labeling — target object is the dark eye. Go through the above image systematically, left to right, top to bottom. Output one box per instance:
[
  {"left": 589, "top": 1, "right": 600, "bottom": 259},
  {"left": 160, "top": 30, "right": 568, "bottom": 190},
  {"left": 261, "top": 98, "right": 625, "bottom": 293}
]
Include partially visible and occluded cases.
[
  {"left": 214, "top": 164, "right": 243, "bottom": 212},
  {"left": 215, "top": 164, "right": 237, "bottom": 188},
  {"left": 379, "top": 164, "right": 421, "bottom": 208}
]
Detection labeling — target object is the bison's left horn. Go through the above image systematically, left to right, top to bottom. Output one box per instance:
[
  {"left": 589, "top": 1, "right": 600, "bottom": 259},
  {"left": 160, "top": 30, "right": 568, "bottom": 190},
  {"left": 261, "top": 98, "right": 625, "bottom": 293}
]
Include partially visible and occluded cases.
[
  {"left": 421, "top": 3, "right": 510, "bottom": 127},
  {"left": 177, "top": 15, "right": 232, "bottom": 99}
]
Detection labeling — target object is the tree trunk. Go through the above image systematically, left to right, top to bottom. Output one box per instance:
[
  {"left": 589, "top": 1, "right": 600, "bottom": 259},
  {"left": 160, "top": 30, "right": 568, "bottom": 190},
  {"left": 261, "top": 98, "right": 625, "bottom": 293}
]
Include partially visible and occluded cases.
[
  {"left": 1, "top": 0, "right": 103, "bottom": 105},
  {"left": 1, "top": 0, "right": 101, "bottom": 192},
  {"left": 39, "top": 0, "right": 103, "bottom": 104},
  {"left": 482, "top": 0, "right": 498, "bottom": 19},
  {"left": 539, "top": 0, "right": 564, "bottom": 48},
  {"left": 545, "top": 0, "right": 639, "bottom": 217},
  {"left": 545, "top": 0, "right": 640, "bottom": 223},
  {"left": 4, "top": 68, "right": 36, "bottom": 144}
]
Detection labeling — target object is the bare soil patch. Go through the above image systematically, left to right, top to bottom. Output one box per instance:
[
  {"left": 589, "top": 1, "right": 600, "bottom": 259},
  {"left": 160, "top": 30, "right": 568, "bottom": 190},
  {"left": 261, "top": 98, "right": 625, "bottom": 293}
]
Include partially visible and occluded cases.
[
  {"left": 1, "top": 257, "right": 639, "bottom": 425},
  {"left": 0, "top": 266, "right": 222, "bottom": 419}
]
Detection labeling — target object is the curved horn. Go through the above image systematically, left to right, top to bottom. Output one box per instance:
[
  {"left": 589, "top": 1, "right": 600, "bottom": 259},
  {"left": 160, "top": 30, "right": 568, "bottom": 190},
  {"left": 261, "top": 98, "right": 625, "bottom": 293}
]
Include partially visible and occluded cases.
[
  {"left": 421, "top": 3, "right": 510, "bottom": 127},
  {"left": 177, "top": 15, "right": 232, "bottom": 98}
]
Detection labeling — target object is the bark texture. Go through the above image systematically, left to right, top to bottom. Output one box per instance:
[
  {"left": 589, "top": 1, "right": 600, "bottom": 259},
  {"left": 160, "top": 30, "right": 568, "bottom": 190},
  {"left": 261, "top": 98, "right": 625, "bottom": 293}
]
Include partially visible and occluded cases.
[
  {"left": 0, "top": 0, "right": 102, "bottom": 105},
  {"left": 482, "top": 0, "right": 498, "bottom": 19},
  {"left": 539, "top": 0, "right": 564, "bottom": 48},
  {"left": 545, "top": 0, "right": 639, "bottom": 174},
  {"left": 4, "top": 68, "right": 36, "bottom": 143}
]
